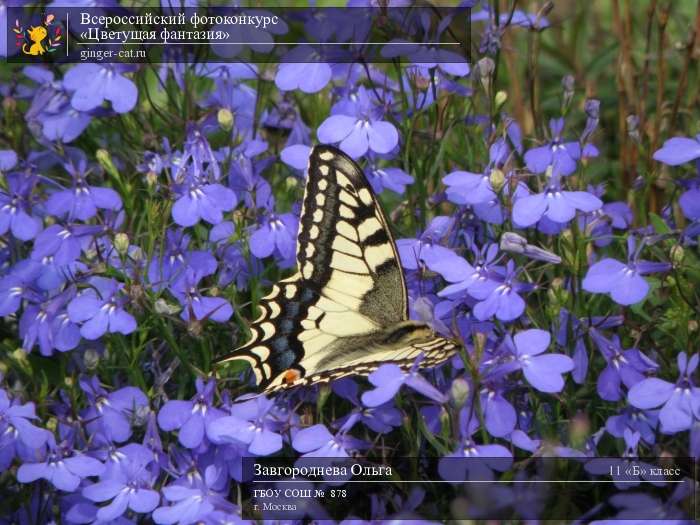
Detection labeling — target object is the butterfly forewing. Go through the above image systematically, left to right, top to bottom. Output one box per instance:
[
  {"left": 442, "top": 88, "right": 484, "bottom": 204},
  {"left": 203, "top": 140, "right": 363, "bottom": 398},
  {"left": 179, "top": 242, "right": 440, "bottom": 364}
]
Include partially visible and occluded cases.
[{"left": 217, "top": 145, "right": 457, "bottom": 393}]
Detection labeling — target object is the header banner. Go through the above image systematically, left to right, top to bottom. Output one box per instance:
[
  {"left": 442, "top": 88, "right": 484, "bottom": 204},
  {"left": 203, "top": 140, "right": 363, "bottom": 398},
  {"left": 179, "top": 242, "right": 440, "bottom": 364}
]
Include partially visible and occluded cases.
[{"left": 6, "top": 6, "right": 473, "bottom": 64}]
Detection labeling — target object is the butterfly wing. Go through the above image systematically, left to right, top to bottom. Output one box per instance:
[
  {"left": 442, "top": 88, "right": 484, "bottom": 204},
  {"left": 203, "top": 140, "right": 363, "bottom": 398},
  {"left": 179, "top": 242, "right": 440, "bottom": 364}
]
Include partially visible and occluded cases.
[{"left": 218, "top": 145, "right": 454, "bottom": 392}]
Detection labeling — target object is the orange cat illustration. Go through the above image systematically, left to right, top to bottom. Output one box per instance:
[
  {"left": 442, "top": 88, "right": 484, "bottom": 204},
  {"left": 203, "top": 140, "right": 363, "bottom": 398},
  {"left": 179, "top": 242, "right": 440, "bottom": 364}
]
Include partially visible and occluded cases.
[{"left": 23, "top": 25, "right": 48, "bottom": 55}]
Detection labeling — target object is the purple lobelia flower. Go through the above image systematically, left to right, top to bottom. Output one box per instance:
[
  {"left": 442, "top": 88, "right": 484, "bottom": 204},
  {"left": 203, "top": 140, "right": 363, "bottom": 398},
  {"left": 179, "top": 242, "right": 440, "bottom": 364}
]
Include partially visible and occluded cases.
[
  {"left": 275, "top": 46, "right": 333, "bottom": 94},
  {"left": 63, "top": 64, "right": 138, "bottom": 114},
  {"left": 23, "top": 65, "right": 93, "bottom": 143},
  {"left": 317, "top": 86, "right": 398, "bottom": 158},
  {"left": 524, "top": 118, "right": 581, "bottom": 176},
  {"left": 179, "top": 125, "right": 221, "bottom": 182},
  {"left": 652, "top": 133, "right": 700, "bottom": 166},
  {"left": 443, "top": 139, "right": 510, "bottom": 206},
  {"left": 0, "top": 149, "right": 17, "bottom": 171},
  {"left": 45, "top": 155, "right": 122, "bottom": 221},
  {"left": 366, "top": 160, "right": 414, "bottom": 195},
  {"left": 513, "top": 171, "right": 602, "bottom": 227},
  {"left": 0, "top": 172, "right": 43, "bottom": 241},
  {"left": 171, "top": 180, "right": 237, "bottom": 227},
  {"left": 249, "top": 212, "right": 298, "bottom": 264},
  {"left": 397, "top": 215, "right": 456, "bottom": 272},
  {"left": 210, "top": 222, "right": 261, "bottom": 290},
  {"left": 31, "top": 224, "right": 98, "bottom": 268},
  {"left": 147, "top": 228, "right": 217, "bottom": 292},
  {"left": 582, "top": 236, "right": 671, "bottom": 305},
  {"left": 434, "top": 241, "right": 501, "bottom": 297},
  {"left": 470, "top": 260, "right": 533, "bottom": 322},
  {"left": 0, "top": 263, "right": 42, "bottom": 317},
  {"left": 168, "top": 268, "right": 233, "bottom": 324},
  {"left": 67, "top": 277, "right": 137, "bottom": 339},
  {"left": 19, "top": 288, "right": 81, "bottom": 356},
  {"left": 502, "top": 329, "right": 574, "bottom": 393},
  {"left": 589, "top": 330, "right": 658, "bottom": 402},
  {"left": 628, "top": 352, "right": 700, "bottom": 434},
  {"left": 362, "top": 358, "right": 448, "bottom": 407},
  {"left": 478, "top": 372, "right": 516, "bottom": 438},
  {"left": 80, "top": 377, "right": 149, "bottom": 443},
  {"left": 158, "top": 378, "right": 226, "bottom": 449},
  {"left": 332, "top": 378, "right": 402, "bottom": 434},
  {"left": 0, "top": 389, "right": 51, "bottom": 471},
  {"left": 207, "top": 396, "right": 283, "bottom": 456},
  {"left": 606, "top": 406, "right": 659, "bottom": 446},
  {"left": 439, "top": 410, "right": 512, "bottom": 482},
  {"left": 293, "top": 418, "right": 369, "bottom": 458},
  {"left": 17, "top": 440, "right": 105, "bottom": 492},
  {"left": 82, "top": 451, "right": 160, "bottom": 522},
  {"left": 152, "top": 465, "right": 236, "bottom": 524}
]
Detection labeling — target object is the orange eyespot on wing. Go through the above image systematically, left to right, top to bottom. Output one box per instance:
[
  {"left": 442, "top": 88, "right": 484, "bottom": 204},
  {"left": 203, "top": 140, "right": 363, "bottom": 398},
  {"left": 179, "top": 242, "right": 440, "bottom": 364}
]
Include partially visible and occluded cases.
[{"left": 284, "top": 369, "right": 301, "bottom": 384}]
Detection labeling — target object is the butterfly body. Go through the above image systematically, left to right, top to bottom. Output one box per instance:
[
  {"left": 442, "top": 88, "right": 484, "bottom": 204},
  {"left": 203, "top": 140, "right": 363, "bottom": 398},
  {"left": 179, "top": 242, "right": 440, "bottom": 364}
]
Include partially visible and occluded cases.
[{"left": 217, "top": 145, "right": 458, "bottom": 393}]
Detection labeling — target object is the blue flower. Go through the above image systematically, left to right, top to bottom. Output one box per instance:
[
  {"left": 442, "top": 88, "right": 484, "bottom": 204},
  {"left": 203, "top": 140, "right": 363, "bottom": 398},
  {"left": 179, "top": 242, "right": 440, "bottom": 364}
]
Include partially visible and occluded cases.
[
  {"left": 275, "top": 46, "right": 333, "bottom": 93},
  {"left": 63, "top": 64, "right": 138, "bottom": 114},
  {"left": 317, "top": 86, "right": 398, "bottom": 158},
  {"left": 523, "top": 118, "right": 581, "bottom": 176},
  {"left": 653, "top": 134, "right": 700, "bottom": 166},
  {"left": 45, "top": 155, "right": 122, "bottom": 220},
  {"left": 513, "top": 171, "right": 602, "bottom": 227},
  {"left": 0, "top": 172, "right": 42, "bottom": 241},
  {"left": 172, "top": 182, "right": 237, "bottom": 227},
  {"left": 249, "top": 212, "right": 298, "bottom": 264},
  {"left": 147, "top": 228, "right": 217, "bottom": 292},
  {"left": 583, "top": 236, "right": 671, "bottom": 305},
  {"left": 469, "top": 260, "right": 533, "bottom": 322},
  {"left": 168, "top": 268, "right": 234, "bottom": 323},
  {"left": 67, "top": 277, "right": 137, "bottom": 339},
  {"left": 20, "top": 288, "right": 80, "bottom": 356},
  {"left": 501, "top": 329, "right": 574, "bottom": 393},
  {"left": 628, "top": 352, "right": 700, "bottom": 434},
  {"left": 362, "top": 359, "right": 447, "bottom": 407},
  {"left": 80, "top": 377, "right": 149, "bottom": 444},
  {"left": 157, "top": 378, "right": 225, "bottom": 449},
  {"left": 0, "top": 389, "right": 51, "bottom": 471},
  {"left": 207, "top": 396, "right": 283, "bottom": 456},
  {"left": 292, "top": 419, "right": 368, "bottom": 458},
  {"left": 17, "top": 443, "right": 105, "bottom": 492},
  {"left": 82, "top": 453, "right": 160, "bottom": 522},
  {"left": 152, "top": 465, "right": 235, "bottom": 524}
]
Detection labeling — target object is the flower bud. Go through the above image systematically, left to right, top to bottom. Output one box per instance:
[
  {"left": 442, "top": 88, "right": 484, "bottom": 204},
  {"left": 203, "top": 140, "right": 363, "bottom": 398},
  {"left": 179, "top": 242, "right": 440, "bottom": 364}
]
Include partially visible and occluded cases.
[
  {"left": 477, "top": 57, "right": 495, "bottom": 92},
  {"left": 562, "top": 75, "right": 575, "bottom": 110},
  {"left": 494, "top": 90, "right": 508, "bottom": 110},
  {"left": 2, "top": 96, "right": 16, "bottom": 112},
  {"left": 217, "top": 108, "right": 234, "bottom": 131},
  {"left": 626, "top": 114, "right": 640, "bottom": 144},
  {"left": 96, "top": 149, "right": 117, "bottom": 177},
  {"left": 489, "top": 168, "right": 505, "bottom": 191},
  {"left": 146, "top": 171, "right": 158, "bottom": 188},
  {"left": 285, "top": 176, "right": 299, "bottom": 189},
  {"left": 114, "top": 232, "right": 129, "bottom": 256},
  {"left": 670, "top": 245, "right": 684, "bottom": 267},
  {"left": 154, "top": 298, "right": 181, "bottom": 315},
  {"left": 689, "top": 320, "right": 698, "bottom": 332},
  {"left": 83, "top": 348, "right": 100, "bottom": 370},
  {"left": 449, "top": 377, "right": 470, "bottom": 409},
  {"left": 569, "top": 412, "right": 591, "bottom": 449}
]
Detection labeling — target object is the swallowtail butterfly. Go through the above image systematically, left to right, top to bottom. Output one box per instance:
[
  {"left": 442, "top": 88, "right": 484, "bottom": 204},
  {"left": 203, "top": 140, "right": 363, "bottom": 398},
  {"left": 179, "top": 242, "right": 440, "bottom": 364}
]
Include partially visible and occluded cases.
[{"left": 217, "top": 145, "right": 458, "bottom": 393}]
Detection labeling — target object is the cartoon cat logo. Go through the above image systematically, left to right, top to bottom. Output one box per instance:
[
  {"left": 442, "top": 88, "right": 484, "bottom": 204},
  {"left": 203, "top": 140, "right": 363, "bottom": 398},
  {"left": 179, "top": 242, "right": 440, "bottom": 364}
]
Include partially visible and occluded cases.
[
  {"left": 14, "top": 14, "right": 62, "bottom": 57},
  {"left": 23, "top": 25, "right": 48, "bottom": 55}
]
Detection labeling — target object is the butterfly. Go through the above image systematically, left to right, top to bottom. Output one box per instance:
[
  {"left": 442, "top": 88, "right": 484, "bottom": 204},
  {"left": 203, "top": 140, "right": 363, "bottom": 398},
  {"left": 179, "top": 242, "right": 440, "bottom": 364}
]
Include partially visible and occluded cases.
[{"left": 217, "top": 145, "right": 458, "bottom": 394}]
